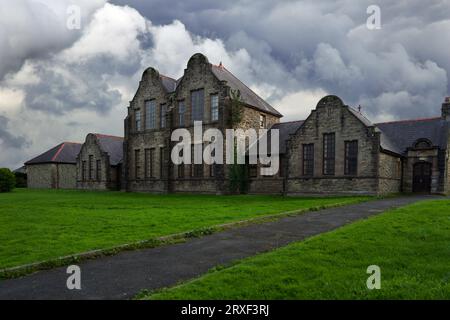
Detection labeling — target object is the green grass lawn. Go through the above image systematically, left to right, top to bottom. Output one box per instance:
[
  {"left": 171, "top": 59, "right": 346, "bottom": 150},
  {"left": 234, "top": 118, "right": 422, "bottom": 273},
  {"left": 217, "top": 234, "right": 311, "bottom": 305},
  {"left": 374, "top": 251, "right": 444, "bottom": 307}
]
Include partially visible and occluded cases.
[
  {"left": 0, "top": 189, "right": 368, "bottom": 269},
  {"left": 146, "top": 199, "right": 450, "bottom": 300}
]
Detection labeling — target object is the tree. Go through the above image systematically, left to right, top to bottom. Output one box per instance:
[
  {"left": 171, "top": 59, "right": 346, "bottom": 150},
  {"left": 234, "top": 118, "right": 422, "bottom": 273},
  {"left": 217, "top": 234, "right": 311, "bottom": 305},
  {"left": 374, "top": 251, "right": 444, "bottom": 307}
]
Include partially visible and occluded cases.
[{"left": 0, "top": 168, "right": 16, "bottom": 192}]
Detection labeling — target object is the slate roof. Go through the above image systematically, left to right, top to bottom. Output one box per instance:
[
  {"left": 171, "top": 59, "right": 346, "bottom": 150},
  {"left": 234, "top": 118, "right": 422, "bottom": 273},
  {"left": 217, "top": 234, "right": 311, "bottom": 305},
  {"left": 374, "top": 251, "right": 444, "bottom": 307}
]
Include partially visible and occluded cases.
[
  {"left": 211, "top": 65, "right": 282, "bottom": 117},
  {"left": 160, "top": 75, "right": 177, "bottom": 92},
  {"left": 348, "top": 107, "right": 405, "bottom": 155},
  {"left": 375, "top": 117, "right": 448, "bottom": 154},
  {"left": 270, "top": 120, "right": 305, "bottom": 154},
  {"left": 93, "top": 134, "right": 124, "bottom": 166},
  {"left": 25, "top": 142, "right": 82, "bottom": 165},
  {"left": 13, "top": 166, "right": 26, "bottom": 174}
]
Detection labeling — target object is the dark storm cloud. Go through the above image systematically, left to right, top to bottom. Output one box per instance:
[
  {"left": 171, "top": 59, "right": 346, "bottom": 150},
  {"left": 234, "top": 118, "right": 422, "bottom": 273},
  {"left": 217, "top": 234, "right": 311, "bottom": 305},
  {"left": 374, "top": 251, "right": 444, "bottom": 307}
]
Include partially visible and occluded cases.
[
  {"left": 112, "top": 0, "right": 450, "bottom": 119},
  {"left": 24, "top": 62, "right": 122, "bottom": 115}
]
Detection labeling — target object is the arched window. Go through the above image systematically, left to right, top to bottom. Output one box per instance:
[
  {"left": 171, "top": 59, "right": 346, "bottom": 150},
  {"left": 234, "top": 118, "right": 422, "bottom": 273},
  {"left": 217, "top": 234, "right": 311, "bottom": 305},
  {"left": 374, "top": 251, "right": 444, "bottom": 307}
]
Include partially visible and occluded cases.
[{"left": 413, "top": 139, "right": 432, "bottom": 149}]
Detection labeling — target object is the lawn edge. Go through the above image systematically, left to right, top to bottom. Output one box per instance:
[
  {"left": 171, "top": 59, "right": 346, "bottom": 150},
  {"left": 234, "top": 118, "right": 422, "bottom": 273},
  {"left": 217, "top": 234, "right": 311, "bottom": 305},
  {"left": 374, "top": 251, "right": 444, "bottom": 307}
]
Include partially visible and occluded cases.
[
  {"left": 0, "top": 197, "right": 373, "bottom": 280},
  {"left": 139, "top": 197, "right": 442, "bottom": 300}
]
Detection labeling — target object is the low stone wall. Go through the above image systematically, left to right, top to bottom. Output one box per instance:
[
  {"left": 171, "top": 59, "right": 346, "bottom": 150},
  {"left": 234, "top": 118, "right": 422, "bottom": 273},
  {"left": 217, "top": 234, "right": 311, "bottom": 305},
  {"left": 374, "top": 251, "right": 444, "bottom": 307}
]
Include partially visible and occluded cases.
[{"left": 287, "top": 177, "right": 378, "bottom": 195}]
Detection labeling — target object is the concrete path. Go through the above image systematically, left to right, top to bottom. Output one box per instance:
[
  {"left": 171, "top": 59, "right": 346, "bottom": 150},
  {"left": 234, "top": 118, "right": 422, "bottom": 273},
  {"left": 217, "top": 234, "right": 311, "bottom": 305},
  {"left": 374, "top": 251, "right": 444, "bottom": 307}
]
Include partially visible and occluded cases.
[{"left": 0, "top": 195, "right": 438, "bottom": 300}]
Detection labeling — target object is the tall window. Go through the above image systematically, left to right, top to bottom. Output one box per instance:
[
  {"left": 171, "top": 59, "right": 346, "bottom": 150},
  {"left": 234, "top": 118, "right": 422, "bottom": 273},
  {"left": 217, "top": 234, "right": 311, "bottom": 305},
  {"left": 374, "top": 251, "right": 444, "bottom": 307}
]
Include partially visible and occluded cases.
[
  {"left": 191, "top": 89, "right": 204, "bottom": 122},
  {"left": 210, "top": 94, "right": 219, "bottom": 121},
  {"left": 145, "top": 100, "right": 156, "bottom": 129},
  {"left": 178, "top": 101, "right": 185, "bottom": 127},
  {"left": 160, "top": 104, "right": 167, "bottom": 128},
  {"left": 135, "top": 109, "right": 141, "bottom": 131},
  {"left": 259, "top": 114, "right": 266, "bottom": 128},
  {"left": 323, "top": 133, "right": 335, "bottom": 175},
  {"left": 345, "top": 140, "right": 358, "bottom": 175},
  {"left": 191, "top": 144, "right": 203, "bottom": 177},
  {"left": 303, "top": 144, "right": 314, "bottom": 176},
  {"left": 160, "top": 147, "right": 166, "bottom": 179},
  {"left": 145, "top": 148, "right": 155, "bottom": 179},
  {"left": 135, "top": 149, "right": 141, "bottom": 180},
  {"left": 178, "top": 149, "right": 185, "bottom": 178},
  {"left": 88, "top": 155, "right": 94, "bottom": 180},
  {"left": 96, "top": 160, "right": 101, "bottom": 181},
  {"left": 82, "top": 161, "right": 86, "bottom": 181},
  {"left": 249, "top": 165, "right": 258, "bottom": 178}
]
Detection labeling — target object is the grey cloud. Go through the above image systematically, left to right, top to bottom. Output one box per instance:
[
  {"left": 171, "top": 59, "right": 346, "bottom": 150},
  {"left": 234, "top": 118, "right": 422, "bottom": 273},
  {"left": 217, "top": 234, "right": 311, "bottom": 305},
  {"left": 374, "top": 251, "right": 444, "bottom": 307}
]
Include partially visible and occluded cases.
[
  {"left": 0, "top": 0, "right": 105, "bottom": 80},
  {"left": 112, "top": 0, "right": 450, "bottom": 120},
  {"left": 24, "top": 63, "right": 122, "bottom": 115},
  {"left": 0, "top": 115, "right": 29, "bottom": 149}
]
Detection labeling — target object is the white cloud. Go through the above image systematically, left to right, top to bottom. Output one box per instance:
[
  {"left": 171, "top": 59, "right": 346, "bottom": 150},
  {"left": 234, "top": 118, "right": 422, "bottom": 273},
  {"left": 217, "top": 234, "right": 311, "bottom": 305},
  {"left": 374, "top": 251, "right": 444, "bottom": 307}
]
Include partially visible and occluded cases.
[{"left": 272, "top": 88, "right": 328, "bottom": 121}]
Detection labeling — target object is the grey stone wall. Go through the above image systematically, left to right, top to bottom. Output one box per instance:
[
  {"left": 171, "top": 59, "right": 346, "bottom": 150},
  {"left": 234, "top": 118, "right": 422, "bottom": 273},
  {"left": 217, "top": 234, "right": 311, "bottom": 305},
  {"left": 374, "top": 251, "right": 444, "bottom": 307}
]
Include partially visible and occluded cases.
[
  {"left": 286, "top": 95, "right": 381, "bottom": 195},
  {"left": 378, "top": 152, "right": 401, "bottom": 194},
  {"left": 27, "top": 163, "right": 77, "bottom": 189},
  {"left": 27, "top": 164, "right": 54, "bottom": 189}
]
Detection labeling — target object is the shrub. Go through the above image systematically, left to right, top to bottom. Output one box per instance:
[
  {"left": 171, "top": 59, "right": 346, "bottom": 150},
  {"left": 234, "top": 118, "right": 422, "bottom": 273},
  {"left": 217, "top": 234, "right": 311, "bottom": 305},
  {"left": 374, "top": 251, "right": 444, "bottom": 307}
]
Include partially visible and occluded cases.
[{"left": 0, "top": 168, "right": 16, "bottom": 192}]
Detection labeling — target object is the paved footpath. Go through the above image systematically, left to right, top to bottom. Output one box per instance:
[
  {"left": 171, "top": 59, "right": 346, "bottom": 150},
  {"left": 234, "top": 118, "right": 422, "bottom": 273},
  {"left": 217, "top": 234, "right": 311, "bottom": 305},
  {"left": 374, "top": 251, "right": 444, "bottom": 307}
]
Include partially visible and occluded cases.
[{"left": 0, "top": 195, "right": 439, "bottom": 300}]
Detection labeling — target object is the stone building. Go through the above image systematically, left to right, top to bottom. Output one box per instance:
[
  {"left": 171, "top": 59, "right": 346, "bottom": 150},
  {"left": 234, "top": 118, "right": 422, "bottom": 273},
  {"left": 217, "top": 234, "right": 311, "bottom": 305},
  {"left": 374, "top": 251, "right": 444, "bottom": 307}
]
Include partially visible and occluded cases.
[
  {"left": 122, "top": 53, "right": 450, "bottom": 195},
  {"left": 123, "top": 53, "right": 282, "bottom": 193},
  {"left": 285, "top": 95, "right": 450, "bottom": 195},
  {"left": 76, "top": 133, "right": 123, "bottom": 190},
  {"left": 25, "top": 142, "right": 81, "bottom": 189}
]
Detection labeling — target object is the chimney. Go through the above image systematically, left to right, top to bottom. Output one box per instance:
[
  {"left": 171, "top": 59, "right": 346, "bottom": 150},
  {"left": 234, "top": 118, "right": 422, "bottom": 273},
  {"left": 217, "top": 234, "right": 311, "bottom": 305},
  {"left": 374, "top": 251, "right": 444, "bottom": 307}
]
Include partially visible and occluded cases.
[{"left": 442, "top": 97, "right": 450, "bottom": 120}]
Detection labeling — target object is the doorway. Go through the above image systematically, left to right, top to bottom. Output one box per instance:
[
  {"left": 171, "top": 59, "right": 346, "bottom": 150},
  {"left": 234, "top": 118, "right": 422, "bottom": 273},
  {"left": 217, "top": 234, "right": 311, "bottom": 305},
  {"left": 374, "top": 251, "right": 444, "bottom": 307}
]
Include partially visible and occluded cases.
[{"left": 412, "top": 162, "right": 432, "bottom": 193}]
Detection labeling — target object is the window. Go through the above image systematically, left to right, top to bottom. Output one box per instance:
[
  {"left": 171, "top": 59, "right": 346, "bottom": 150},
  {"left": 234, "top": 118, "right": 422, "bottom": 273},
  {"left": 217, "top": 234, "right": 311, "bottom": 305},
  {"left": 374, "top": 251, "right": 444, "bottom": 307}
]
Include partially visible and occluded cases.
[
  {"left": 191, "top": 89, "right": 204, "bottom": 122},
  {"left": 211, "top": 94, "right": 219, "bottom": 121},
  {"left": 145, "top": 101, "right": 156, "bottom": 129},
  {"left": 178, "top": 101, "right": 185, "bottom": 126},
  {"left": 160, "top": 104, "right": 167, "bottom": 128},
  {"left": 135, "top": 109, "right": 141, "bottom": 131},
  {"left": 259, "top": 114, "right": 266, "bottom": 128},
  {"left": 323, "top": 133, "right": 335, "bottom": 175},
  {"left": 345, "top": 140, "right": 358, "bottom": 175},
  {"left": 191, "top": 144, "right": 203, "bottom": 177},
  {"left": 303, "top": 144, "right": 314, "bottom": 176},
  {"left": 160, "top": 147, "right": 166, "bottom": 179},
  {"left": 209, "top": 147, "right": 216, "bottom": 177},
  {"left": 145, "top": 148, "right": 155, "bottom": 179},
  {"left": 135, "top": 149, "right": 141, "bottom": 180},
  {"left": 177, "top": 149, "right": 184, "bottom": 178},
  {"left": 88, "top": 155, "right": 94, "bottom": 180},
  {"left": 279, "top": 157, "right": 285, "bottom": 177},
  {"left": 96, "top": 160, "right": 101, "bottom": 181},
  {"left": 82, "top": 161, "right": 86, "bottom": 181},
  {"left": 178, "top": 164, "right": 185, "bottom": 178},
  {"left": 194, "top": 164, "right": 204, "bottom": 177},
  {"left": 249, "top": 165, "right": 257, "bottom": 178}
]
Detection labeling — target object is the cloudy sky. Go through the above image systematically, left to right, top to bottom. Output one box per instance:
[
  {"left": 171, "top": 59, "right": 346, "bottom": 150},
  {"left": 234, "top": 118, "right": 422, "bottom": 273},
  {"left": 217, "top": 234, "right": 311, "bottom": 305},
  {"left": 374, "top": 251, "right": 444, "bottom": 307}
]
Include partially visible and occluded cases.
[{"left": 1, "top": 0, "right": 449, "bottom": 169}]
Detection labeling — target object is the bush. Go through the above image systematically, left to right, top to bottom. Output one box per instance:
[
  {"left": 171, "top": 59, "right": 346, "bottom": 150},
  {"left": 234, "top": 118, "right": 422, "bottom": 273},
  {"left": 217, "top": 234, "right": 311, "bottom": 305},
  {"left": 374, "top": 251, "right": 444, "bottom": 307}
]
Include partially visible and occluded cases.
[{"left": 0, "top": 168, "right": 16, "bottom": 192}]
